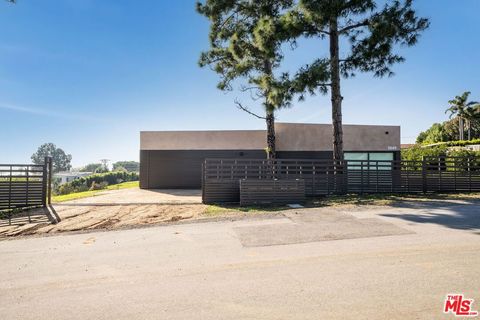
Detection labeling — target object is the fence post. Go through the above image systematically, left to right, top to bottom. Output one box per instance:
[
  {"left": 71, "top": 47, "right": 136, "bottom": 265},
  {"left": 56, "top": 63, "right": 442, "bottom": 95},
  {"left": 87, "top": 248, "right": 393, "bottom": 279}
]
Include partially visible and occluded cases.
[
  {"left": 422, "top": 156, "right": 427, "bottom": 194},
  {"left": 47, "top": 157, "right": 52, "bottom": 205},
  {"left": 469, "top": 157, "right": 472, "bottom": 192},
  {"left": 42, "top": 158, "right": 48, "bottom": 207},
  {"left": 201, "top": 161, "right": 205, "bottom": 203},
  {"left": 360, "top": 161, "right": 364, "bottom": 194},
  {"left": 8, "top": 165, "right": 12, "bottom": 210},
  {"left": 26, "top": 165, "right": 30, "bottom": 209}
]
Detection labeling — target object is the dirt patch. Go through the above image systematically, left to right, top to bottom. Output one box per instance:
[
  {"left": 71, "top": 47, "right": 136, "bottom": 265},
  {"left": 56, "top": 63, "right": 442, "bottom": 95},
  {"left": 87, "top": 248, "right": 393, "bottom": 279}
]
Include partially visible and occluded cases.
[
  {"left": 0, "top": 188, "right": 209, "bottom": 238},
  {"left": 0, "top": 203, "right": 208, "bottom": 237}
]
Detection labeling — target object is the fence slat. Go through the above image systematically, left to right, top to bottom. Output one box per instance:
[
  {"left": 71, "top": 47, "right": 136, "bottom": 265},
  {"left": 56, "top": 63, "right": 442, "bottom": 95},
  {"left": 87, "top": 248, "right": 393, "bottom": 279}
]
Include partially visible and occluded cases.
[{"left": 240, "top": 179, "right": 305, "bottom": 206}]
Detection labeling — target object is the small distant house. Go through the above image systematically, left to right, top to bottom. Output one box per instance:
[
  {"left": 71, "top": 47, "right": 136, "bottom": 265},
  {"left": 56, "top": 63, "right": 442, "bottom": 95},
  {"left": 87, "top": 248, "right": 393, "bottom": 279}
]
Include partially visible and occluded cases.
[
  {"left": 139, "top": 122, "right": 401, "bottom": 189},
  {"left": 54, "top": 171, "right": 92, "bottom": 185}
]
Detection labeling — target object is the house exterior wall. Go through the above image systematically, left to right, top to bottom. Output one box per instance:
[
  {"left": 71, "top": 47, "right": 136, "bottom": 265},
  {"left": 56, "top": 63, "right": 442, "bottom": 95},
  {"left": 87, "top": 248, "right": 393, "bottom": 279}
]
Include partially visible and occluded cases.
[
  {"left": 140, "top": 123, "right": 401, "bottom": 189},
  {"left": 141, "top": 123, "right": 400, "bottom": 152},
  {"left": 275, "top": 123, "right": 400, "bottom": 152},
  {"left": 140, "top": 130, "right": 266, "bottom": 150},
  {"left": 53, "top": 172, "right": 92, "bottom": 185}
]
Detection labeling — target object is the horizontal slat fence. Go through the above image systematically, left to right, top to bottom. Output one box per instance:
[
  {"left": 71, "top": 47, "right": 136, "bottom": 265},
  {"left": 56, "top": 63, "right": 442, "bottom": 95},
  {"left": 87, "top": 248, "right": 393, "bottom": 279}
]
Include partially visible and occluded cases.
[
  {"left": 424, "top": 156, "right": 480, "bottom": 192},
  {"left": 0, "top": 157, "right": 52, "bottom": 212},
  {"left": 202, "top": 157, "right": 480, "bottom": 204},
  {"left": 240, "top": 179, "right": 305, "bottom": 206}
]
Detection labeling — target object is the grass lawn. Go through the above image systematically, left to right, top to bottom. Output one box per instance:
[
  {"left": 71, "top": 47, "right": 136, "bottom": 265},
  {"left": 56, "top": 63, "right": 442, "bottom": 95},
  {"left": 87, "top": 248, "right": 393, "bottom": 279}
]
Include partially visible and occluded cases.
[
  {"left": 52, "top": 181, "right": 139, "bottom": 203},
  {"left": 205, "top": 192, "right": 480, "bottom": 215},
  {"left": 310, "top": 192, "right": 480, "bottom": 207},
  {"left": 204, "top": 204, "right": 287, "bottom": 216}
]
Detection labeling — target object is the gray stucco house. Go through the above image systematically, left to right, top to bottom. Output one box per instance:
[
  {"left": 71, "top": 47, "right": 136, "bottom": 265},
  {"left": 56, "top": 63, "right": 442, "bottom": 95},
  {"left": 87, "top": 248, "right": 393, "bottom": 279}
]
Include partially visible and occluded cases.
[{"left": 140, "top": 122, "right": 400, "bottom": 189}]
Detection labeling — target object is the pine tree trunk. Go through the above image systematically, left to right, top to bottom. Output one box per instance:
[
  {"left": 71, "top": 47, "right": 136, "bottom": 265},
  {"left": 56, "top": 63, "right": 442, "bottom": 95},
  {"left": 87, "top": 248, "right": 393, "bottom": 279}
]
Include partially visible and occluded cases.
[
  {"left": 329, "top": 17, "right": 344, "bottom": 161},
  {"left": 263, "top": 59, "right": 276, "bottom": 160},
  {"left": 266, "top": 110, "right": 275, "bottom": 159}
]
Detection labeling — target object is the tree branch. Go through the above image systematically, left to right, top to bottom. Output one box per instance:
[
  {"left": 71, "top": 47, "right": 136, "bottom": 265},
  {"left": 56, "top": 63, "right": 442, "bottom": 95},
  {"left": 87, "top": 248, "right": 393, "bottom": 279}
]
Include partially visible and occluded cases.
[
  {"left": 218, "top": 11, "right": 236, "bottom": 30},
  {"left": 339, "top": 19, "right": 369, "bottom": 34},
  {"left": 315, "top": 28, "right": 330, "bottom": 36},
  {"left": 240, "top": 86, "right": 262, "bottom": 92},
  {"left": 235, "top": 100, "right": 266, "bottom": 119}
]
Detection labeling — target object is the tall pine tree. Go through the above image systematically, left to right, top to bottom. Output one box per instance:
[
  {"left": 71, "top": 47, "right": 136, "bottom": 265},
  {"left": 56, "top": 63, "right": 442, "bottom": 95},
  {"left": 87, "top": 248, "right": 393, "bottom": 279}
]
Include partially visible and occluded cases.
[
  {"left": 197, "top": 0, "right": 294, "bottom": 159},
  {"left": 285, "top": 0, "right": 429, "bottom": 161}
]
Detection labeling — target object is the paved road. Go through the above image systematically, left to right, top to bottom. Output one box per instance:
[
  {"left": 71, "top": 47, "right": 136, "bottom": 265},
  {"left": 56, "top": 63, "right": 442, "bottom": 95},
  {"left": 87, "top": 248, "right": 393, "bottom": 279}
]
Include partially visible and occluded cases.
[{"left": 1, "top": 201, "right": 479, "bottom": 319}]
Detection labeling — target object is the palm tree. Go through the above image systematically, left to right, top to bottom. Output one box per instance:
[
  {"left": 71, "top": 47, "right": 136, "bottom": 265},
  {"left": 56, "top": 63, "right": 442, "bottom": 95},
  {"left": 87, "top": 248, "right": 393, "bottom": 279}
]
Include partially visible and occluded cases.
[
  {"left": 445, "top": 92, "right": 479, "bottom": 141},
  {"left": 463, "top": 103, "right": 480, "bottom": 140}
]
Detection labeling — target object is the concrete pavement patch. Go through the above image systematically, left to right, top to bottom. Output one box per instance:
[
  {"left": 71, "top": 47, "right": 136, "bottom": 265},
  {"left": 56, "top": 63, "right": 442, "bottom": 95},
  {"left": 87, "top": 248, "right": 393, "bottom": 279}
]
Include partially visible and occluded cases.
[{"left": 234, "top": 210, "right": 413, "bottom": 247}]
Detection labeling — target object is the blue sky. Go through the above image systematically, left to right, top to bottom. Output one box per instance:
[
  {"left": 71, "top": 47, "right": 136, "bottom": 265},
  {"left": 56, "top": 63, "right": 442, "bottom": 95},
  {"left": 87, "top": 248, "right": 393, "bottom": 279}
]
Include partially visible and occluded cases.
[{"left": 1, "top": 0, "right": 479, "bottom": 167}]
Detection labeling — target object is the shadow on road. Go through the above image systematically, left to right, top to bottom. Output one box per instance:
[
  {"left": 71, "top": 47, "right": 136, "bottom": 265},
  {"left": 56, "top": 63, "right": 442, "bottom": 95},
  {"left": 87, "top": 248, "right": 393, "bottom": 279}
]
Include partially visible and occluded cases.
[
  {"left": 146, "top": 189, "right": 202, "bottom": 197},
  {"left": 381, "top": 200, "right": 480, "bottom": 232}
]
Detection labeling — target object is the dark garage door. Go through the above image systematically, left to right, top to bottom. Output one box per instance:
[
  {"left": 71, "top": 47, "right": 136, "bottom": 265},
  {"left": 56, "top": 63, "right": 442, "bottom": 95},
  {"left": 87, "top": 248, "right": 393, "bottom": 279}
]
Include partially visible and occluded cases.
[{"left": 140, "top": 150, "right": 266, "bottom": 189}]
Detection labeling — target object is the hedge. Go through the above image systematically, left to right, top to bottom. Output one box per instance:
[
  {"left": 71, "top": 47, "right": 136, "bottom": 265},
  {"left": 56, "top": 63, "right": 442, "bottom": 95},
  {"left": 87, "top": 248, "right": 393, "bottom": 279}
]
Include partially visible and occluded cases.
[
  {"left": 422, "top": 139, "right": 480, "bottom": 148},
  {"left": 445, "top": 139, "right": 480, "bottom": 147},
  {"left": 402, "top": 144, "right": 480, "bottom": 162},
  {"left": 55, "top": 171, "right": 139, "bottom": 195}
]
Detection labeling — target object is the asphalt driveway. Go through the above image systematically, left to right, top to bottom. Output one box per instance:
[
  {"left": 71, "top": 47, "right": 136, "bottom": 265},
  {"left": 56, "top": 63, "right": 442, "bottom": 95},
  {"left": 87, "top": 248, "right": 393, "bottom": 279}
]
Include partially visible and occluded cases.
[{"left": 1, "top": 199, "right": 479, "bottom": 319}]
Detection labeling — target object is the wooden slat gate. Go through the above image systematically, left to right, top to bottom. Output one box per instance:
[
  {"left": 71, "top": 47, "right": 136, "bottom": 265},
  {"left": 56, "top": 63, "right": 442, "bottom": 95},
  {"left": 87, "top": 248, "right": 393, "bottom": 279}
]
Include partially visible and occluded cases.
[
  {"left": 0, "top": 157, "right": 52, "bottom": 211},
  {"left": 202, "top": 157, "right": 480, "bottom": 204}
]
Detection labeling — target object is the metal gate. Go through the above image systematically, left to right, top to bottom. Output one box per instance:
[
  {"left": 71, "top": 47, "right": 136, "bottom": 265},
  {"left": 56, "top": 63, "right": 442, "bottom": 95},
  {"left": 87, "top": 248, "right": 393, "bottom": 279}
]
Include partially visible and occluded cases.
[{"left": 0, "top": 157, "right": 52, "bottom": 211}]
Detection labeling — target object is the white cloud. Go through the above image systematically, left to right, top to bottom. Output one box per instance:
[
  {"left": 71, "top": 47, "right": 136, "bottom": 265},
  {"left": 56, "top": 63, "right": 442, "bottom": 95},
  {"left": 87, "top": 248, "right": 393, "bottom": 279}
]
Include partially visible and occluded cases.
[{"left": 0, "top": 103, "right": 106, "bottom": 122}]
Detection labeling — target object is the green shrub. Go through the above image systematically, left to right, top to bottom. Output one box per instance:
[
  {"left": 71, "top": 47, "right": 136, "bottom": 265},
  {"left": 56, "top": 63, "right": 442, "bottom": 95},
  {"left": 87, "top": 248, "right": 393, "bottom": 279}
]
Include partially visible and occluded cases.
[
  {"left": 420, "top": 138, "right": 480, "bottom": 148},
  {"left": 445, "top": 139, "right": 480, "bottom": 147},
  {"left": 402, "top": 144, "right": 480, "bottom": 165},
  {"left": 401, "top": 145, "right": 448, "bottom": 162},
  {"left": 448, "top": 148, "right": 480, "bottom": 157},
  {"left": 94, "top": 166, "right": 109, "bottom": 174},
  {"left": 113, "top": 166, "right": 127, "bottom": 172},
  {"left": 54, "top": 171, "right": 138, "bottom": 195},
  {"left": 89, "top": 181, "right": 108, "bottom": 191},
  {"left": 57, "top": 184, "right": 75, "bottom": 195},
  {"left": 78, "top": 184, "right": 90, "bottom": 192}
]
